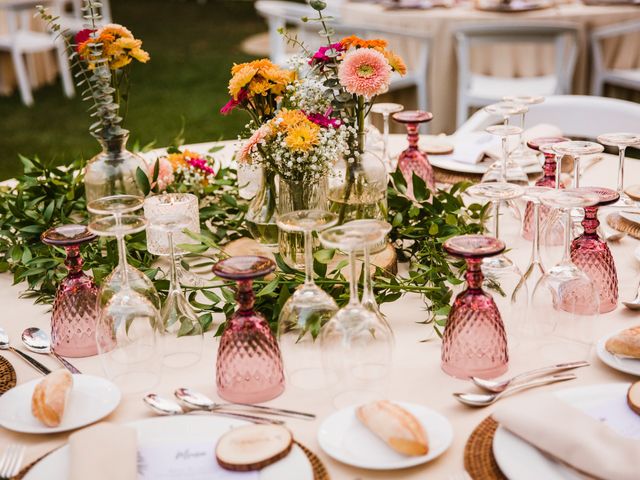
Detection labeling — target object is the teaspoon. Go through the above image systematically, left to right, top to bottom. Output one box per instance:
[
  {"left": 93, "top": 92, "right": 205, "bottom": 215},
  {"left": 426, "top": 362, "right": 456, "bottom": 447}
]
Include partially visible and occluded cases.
[
  {"left": 623, "top": 280, "right": 640, "bottom": 311},
  {"left": 0, "top": 327, "right": 51, "bottom": 375},
  {"left": 21, "top": 327, "right": 81, "bottom": 374},
  {"left": 454, "top": 373, "right": 576, "bottom": 407},
  {"left": 174, "top": 387, "right": 316, "bottom": 420},
  {"left": 143, "top": 394, "right": 284, "bottom": 425}
]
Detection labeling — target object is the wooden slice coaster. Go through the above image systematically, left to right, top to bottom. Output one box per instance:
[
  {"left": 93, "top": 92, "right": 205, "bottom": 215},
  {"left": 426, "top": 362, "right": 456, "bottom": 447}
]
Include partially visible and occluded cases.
[
  {"left": 433, "top": 167, "right": 483, "bottom": 185},
  {"left": 625, "top": 185, "right": 640, "bottom": 202},
  {"left": 607, "top": 212, "right": 640, "bottom": 240},
  {"left": 0, "top": 355, "right": 16, "bottom": 396},
  {"left": 464, "top": 416, "right": 507, "bottom": 480}
]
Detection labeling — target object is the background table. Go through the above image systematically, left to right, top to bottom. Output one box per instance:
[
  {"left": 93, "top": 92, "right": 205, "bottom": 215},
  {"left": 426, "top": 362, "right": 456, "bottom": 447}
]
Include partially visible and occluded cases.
[
  {"left": 341, "top": 2, "right": 640, "bottom": 134},
  {"left": 0, "top": 136, "right": 639, "bottom": 479}
]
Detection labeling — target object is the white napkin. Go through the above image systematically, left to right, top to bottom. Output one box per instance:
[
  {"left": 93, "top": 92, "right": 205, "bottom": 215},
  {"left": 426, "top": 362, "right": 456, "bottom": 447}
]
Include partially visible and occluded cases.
[{"left": 492, "top": 393, "right": 640, "bottom": 480}]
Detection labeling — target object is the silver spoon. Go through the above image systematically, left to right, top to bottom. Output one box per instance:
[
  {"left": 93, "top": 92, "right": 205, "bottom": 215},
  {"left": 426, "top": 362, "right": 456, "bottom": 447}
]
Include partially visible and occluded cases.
[
  {"left": 623, "top": 280, "right": 640, "bottom": 310},
  {"left": 0, "top": 327, "right": 51, "bottom": 375},
  {"left": 21, "top": 327, "right": 81, "bottom": 374},
  {"left": 471, "top": 360, "right": 589, "bottom": 393},
  {"left": 454, "top": 373, "right": 576, "bottom": 407},
  {"left": 175, "top": 387, "right": 316, "bottom": 420},
  {"left": 143, "top": 394, "right": 284, "bottom": 425}
]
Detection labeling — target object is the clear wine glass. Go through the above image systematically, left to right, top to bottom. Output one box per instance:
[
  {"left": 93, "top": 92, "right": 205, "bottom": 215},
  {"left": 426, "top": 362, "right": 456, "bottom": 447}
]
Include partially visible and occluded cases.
[
  {"left": 502, "top": 95, "right": 544, "bottom": 165},
  {"left": 371, "top": 102, "right": 404, "bottom": 171},
  {"left": 392, "top": 110, "right": 435, "bottom": 194},
  {"left": 483, "top": 124, "right": 527, "bottom": 185},
  {"left": 596, "top": 132, "right": 640, "bottom": 206},
  {"left": 552, "top": 141, "right": 604, "bottom": 189},
  {"left": 570, "top": 187, "right": 620, "bottom": 314},
  {"left": 530, "top": 188, "right": 601, "bottom": 362},
  {"left": 88, "top": 195, "right": 161, "bottom": 310},
  {"left": 89, "top": 208, "right": 162, "bottom": 394},
  {"left": 276, "top": 210, "right": 339, "bottom": 390},
  {"left": 319, "top": 223, "right": 394, "bottom": 408},
  {"left": 41, "top": 225, "right": 100, "bottom": 358},
  {"left": 441, "top": 235, "right": 509, "bottom": 379},
  {"left": 212, "top": 256, "right": 285, "bottom": 403}
]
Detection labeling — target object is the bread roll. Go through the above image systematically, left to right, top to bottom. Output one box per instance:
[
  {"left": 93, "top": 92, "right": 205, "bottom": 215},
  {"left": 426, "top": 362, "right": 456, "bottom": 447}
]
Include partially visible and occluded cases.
[
  {"left": 605, "top": 326, "right": 640, "bottom": 359},
  {"left": 31, "top": 369, "right": 73, "bottom": 427},
  {"left": 628, "top": 381, "right": 640, "bottom": 416},
  {"left": 356, "top": 401, "right": 429, "bottom": 456}
]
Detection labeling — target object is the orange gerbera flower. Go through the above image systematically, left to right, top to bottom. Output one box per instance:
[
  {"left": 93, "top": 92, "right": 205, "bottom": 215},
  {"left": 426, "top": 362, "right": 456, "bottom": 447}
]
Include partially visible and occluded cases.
[
  {"left": 340, "top": 35, "right": 388, "bottom": 51},
  {"left": 383, "top": 49, "right": 407, "bottom": 75}
]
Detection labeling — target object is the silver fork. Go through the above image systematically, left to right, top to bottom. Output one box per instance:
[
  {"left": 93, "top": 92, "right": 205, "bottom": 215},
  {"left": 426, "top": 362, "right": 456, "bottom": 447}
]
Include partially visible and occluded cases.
[{"left": 0, "top": 444, "right": 25, "bottom": 480}]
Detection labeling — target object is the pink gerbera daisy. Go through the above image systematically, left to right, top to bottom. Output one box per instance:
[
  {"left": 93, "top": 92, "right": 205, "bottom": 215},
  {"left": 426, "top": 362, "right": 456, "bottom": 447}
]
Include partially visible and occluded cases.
[
  {"left": 337, "top": 48, "right": 391, "bottom": 99},
  {"left": 237, "top": 124, "right": 271, "bottom": 163}
]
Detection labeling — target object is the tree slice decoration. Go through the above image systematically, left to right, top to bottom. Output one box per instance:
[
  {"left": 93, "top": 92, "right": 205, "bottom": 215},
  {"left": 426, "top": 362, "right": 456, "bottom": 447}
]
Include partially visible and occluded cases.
[
  {"left": 222, "top": 238, "right": 276, "bottom": 262},
  {"left": 627, "top": 381, "right": 640, "bottom": 416},
  {"left": 216, "top": 424, "right": 294, "bottom": 471}
]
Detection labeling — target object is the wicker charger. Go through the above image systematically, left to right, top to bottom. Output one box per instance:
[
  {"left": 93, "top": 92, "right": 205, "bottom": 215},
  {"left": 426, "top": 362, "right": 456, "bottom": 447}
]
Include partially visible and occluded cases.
[
  {"left": 607, "top": 212, "right": 640, "bottom": 240},
  {"left": 0, "top": 354, "right": 17, "bottom": 396},
  {"left": 464, "top": 416, "right": 507, "bottom": 480},
  {"left": 13, "top": 441, "right": 329, "bottom": 480}
]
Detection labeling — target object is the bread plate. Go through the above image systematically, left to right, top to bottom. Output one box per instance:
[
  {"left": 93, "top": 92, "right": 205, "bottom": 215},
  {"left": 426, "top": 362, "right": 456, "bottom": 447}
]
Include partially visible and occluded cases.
[
  {"left": 596, "top": 327, "right": 640, "bottom": 377},
  {"left": 0, "top": 374, "right": 120, "bottom": 434},
  {"left": 317, "top": 401, "right": 453, "bottom": 470},
  {"left": 24, "top": 415, "right": 313, "bottom": 480}
]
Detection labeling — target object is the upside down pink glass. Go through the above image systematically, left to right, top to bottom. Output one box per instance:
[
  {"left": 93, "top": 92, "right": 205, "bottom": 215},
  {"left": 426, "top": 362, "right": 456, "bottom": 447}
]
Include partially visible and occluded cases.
[
  {"left": 392, "top": 110, "right": 435, "bottom": 193},
  {"left": 571, "top": 187, "right": 620, "bottom": 314},
  {"left": 41, "top": 225, "right": 100, "bottom": 358},
  {"left": 441, "top": 235, "right": 509, "bottom": 379},
  {"left": 213, "top": 256, "right": 285, "bottom": 403}
]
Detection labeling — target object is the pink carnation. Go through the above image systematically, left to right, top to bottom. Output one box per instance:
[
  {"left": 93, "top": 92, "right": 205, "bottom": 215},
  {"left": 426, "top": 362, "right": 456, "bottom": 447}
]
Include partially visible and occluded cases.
[
  {"left": 309, "top": 42, "right": 344, "bottom": 64},
  {"left": 337, "top": 48, "right": 391, "bottom": 99},
  {"left": 220, "top": 88, "right": 248, "bottom": 115},
  {"left": 305, "top": 109, "right": 341, "bottom": 128},
  {"left": 237, "top": 124, "right": 271, "bottom": 163},
  {"left": 186, "top": 156, "right": 215, "bottom": 176},
  {"left": 149, "top": 157, "right": 174, "bottom": 191}
]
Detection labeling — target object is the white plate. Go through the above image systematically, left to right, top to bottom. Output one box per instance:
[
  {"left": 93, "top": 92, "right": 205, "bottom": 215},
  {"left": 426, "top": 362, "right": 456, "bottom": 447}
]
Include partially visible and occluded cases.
[
  {"left": 428, "top": 155, "right": 542, "bottom": 175},
  {"left": 620, "top": 211, "right": 640, "bottom": 226},
  {"left": 635, "top": 245, "right": 640, "bottom": 264},
  {"left": 596, "top": 327, "right": 640, "bottom": 376},
  {"left": 0, "top": 374, "right": 120, "bottom": 434},
  {"left": 492, "top": 383, "right": 632, "bottom": 480},
  {"left": 317, "top": 401, "right": 453, "bottom": 470},
  {"left": 24, "top": 415, "right": 313, "bottom": 480}
]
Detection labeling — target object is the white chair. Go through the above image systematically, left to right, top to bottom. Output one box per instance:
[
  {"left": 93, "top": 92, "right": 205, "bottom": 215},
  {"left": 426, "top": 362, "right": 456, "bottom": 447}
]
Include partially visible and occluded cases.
[
  {"left": 51, "top": 0, "right": 112, "bottom": 34},
  {"left": 254, "top": 0, "right": 431, "bottom": 111},
  {"left": 0, "top": 2, "right": 74, "bottom": 106},
  {"left": 591, "top": 19, "right": 640, "bottom": 96},
  {"left": 454, "top": 22, "right": 579, "bottom": 128},
  {"left": 455, "top": 95, "right": 640, "bottom": 140}
]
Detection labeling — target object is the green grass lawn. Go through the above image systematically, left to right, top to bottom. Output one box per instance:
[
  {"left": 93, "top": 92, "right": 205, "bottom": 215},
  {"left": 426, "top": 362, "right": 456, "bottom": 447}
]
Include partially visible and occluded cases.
[{"left": 0, "top": 0, "right": 264, "bottom": 180}]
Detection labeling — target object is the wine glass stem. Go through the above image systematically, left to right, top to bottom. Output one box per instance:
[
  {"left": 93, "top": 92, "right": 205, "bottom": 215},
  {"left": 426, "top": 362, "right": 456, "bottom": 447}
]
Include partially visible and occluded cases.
[
  {"left": 519, "top": 111, "right": 526, "bottom": 152},
  {"left": 382, "top": 113, "right": 390, "bottom": 164},
  {"left": 501, "top": 136, "right": 508, "bottom": 182},
  {"left": 617, "top": 146, "right": 626, "bottom": 196},
  {"left": 555, "top": 154, "right": 562, "bottom": 189},
  {"left": 573, "top": 155, "right": 581, "bottom": 188},
  {"left": 493, "top": 200, "right": 501, "bottom": 240},
  {"left": 532, "top": 202, "right": 543, "bottom": 266},
  {"left": 562, "top": 209, "right": 572, "bottom": 263},
  {"left": 115, "top": 213, "right": 129, "bottom": 286},
  {"left": 303, "top": 230, "right": 314, "bottom": 287},
  {"left": 168, "top": 232, "right": 180, "bottom": 294},
  {"left": 362, "top": 246, "right": 375, "bottom": 305},
  {"left": 348, "top": 249, "right": 360, "bottom": 306}
]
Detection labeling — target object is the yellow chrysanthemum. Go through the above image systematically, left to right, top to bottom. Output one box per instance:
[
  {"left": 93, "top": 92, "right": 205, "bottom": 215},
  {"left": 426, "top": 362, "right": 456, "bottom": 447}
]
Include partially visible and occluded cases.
[
  {"left": 100, "top": 24, "right": 134, "bottom": 40},
  {"left": 383, "top": 49, "right": 407, "bottom": 76},
  {"left": 228, "top": 65, "right": 258, "bottom": 99},
  {"left": 248, "top": 76, "right": 272, "bottom": 96},
  {"left": 276, "top": 109, "right": 309, "bottom": 131},
  {"left": 285, "top": 122, "right": 320, "bottom": 152}
]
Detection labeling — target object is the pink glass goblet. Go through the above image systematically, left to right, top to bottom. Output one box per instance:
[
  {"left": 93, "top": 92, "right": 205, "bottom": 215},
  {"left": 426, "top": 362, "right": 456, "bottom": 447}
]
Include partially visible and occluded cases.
[
  {"left": 392, "top": 110, "right": 435, "bottom": 194},
  {"left": 521, "top": 137, "right": 569, "bottom": 242},
  {"left": 571, "top": 187, "right": 620, "bottom": 313},
  {"left": 41, "top": 225, "right": 100, "bottom": 358},
  {"left": 441, "top": 235, "right": 509, "bottom": 380},
  {"left": 212, "top": 256, "right": 285, "bottom": 403}
]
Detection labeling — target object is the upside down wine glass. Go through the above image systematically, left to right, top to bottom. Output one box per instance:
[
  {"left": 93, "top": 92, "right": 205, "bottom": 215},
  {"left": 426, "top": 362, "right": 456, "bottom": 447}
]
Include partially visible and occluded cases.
[
  {"left": 502, "top": 95, "right": 544, "bottom": 165},
  {"left": 371, "top": 103, "right": 404, "bottom": 171},
  {"left": 392, "top": 110, "right": 435, "bottom": 194},
  {"left": 597, "top": 132, "right": 640, "bottom": 206},
  {"left": 552, "top": 141, "right": 604, "bottom": 189},
  {"left": 571, "top": 187, "right": 620, "bottom": 314},
  {"left": 276, "top": 210, "right": 339, "bottom": 390},
  {"left": 319, "top": 224, "right": 394, "bottom": 408},
  {"left": 41, "top": 225, "right": 100, "bottom": 358},
  {"left": 441, "top": 235, "right": 509, "bottom": 379},
  {"left": 212, "top": 256, "right": 285, "bottom": 403}
]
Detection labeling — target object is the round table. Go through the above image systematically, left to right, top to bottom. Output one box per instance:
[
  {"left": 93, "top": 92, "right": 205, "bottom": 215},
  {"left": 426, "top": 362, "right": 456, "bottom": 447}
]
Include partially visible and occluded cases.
[{"left": 0, "top": 135, "right": 639, "bottom": 479}]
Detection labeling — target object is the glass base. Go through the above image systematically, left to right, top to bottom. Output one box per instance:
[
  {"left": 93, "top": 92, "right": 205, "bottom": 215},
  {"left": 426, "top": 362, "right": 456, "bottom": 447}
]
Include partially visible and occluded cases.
[
  {"left": 482, "top": 254, "right": 514, "bottom": 271},
  {"left": 441, "top": 361, "right": 508, "bottom": 380},
  {"left": 218, "top": 382, "right": 285, "bottom": 404}
]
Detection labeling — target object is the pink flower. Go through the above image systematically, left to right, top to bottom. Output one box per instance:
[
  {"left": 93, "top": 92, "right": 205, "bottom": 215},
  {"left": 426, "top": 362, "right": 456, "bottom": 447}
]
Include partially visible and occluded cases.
[
  {"left": 75, "top": 28, "right": 95, "bottom": 53},
  {"left": 309, "top": 43, "right": 344, "bottom": 64},
  {"left": 337, "top": 48, "right": 391, "bottom": 99},
  {"left": 220, "top": 88, "right": 248, "bottom": 115},
  {"left": 305, "top": 109, "right": 341, "bottom": 128},
  {"left": 237, "top": 124, "right": 271, "bottom": 163},
  {"left": 186, "top": 156, "right": 215, "bottom": 176},
  {"left": 149, "top": 157, "right": 174, "bottom": 191}
]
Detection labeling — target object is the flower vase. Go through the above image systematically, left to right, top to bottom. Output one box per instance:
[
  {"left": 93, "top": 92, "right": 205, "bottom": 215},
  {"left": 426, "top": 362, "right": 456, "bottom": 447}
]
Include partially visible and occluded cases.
[
  {"left": 84, "top": 131, "right": 147, "bottom": 204},
  {"left": 245, "top": 167, "right": 279, "bottom": 247},
  {"left": 278, "top": 176, "right": 328, "bottom": 269}
]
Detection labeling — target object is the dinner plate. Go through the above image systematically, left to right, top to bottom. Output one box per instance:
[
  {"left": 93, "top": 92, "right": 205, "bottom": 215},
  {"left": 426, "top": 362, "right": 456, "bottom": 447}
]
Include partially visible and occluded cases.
[
  {"left": 428, "top": 153, "right": 542, "bottom": 175},
  {"left": 620, "top": 211, "right": 640, "bottom": 226},
  {"left": 635, "top": 245, "right": 640, "bottom": 264},
  {"left": 596, "top": 326, "right": 640, "bottom": 376},
  {"left": 0, "top": 374, "right": 120, "bottom": 434},
  {"left": 492, "top": 383, "right": 633, "bottom": 480},
  {"left": 317, "top": 401, "right": 453, "bottom": 470},
  {"left": 24, "top": 415, "right": 313, "bottom": 480}
]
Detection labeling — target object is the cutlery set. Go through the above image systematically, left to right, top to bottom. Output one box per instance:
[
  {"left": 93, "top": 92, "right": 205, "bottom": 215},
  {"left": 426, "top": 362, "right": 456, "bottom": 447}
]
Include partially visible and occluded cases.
[{"left": 454, "top": 361, "right": 590, "bottom": 407}]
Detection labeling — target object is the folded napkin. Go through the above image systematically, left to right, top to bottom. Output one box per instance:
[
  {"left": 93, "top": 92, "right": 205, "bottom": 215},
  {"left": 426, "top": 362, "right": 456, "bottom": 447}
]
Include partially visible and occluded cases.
[
  {"left": 493, "top": 393, "right": 640, "bottom": 480},
  {"left": 70, "top": 422, "right": 137, "bottom": 480}
]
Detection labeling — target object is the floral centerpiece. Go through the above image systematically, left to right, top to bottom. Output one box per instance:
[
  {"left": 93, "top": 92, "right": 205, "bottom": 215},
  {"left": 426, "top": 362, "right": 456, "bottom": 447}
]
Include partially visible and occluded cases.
[{"left": 38, "top": 1, "right": 150, "bottom": 203}]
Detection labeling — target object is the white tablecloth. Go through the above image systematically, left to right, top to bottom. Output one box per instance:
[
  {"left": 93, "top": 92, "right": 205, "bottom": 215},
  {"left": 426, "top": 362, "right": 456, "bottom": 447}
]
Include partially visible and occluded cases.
[{"left": 1, "top": 135, "right": 639, "bottom": 479}]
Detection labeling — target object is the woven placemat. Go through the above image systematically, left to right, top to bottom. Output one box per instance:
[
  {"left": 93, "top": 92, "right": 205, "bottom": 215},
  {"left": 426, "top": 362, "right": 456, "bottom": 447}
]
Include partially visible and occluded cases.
[
  {"left": 433, "top": 166, "right": 541, "bottom": 185},
  {"left": 607, "top": 212, "right": 640, "bottom": 239},
  {"left": 0, "top": 354, "right": 17, "bottom": 396},
  {"left": 464, "top": 416, "right": 507, "bottom": 480},
  {"left": 12, "top": 441, "right": 329, "bottom": 480}
]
